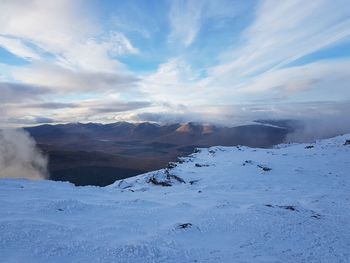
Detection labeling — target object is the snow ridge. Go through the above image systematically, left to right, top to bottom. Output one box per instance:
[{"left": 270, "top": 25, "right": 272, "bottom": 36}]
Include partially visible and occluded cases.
[{"left": 1, "top": 135, "right": 350, "bottom": 262}]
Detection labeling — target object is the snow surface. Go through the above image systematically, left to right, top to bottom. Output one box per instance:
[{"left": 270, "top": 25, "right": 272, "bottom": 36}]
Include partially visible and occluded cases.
[{"left": 1, "top": 135, "right": 350, "bottom": 263}]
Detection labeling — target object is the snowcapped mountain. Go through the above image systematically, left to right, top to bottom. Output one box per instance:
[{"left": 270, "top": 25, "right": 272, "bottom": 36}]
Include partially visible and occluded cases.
[{"left": 1, "top": 135, "right": 350, "bottom": 262}]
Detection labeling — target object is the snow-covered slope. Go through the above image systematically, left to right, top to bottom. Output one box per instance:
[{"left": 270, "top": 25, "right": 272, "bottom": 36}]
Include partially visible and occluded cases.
[{"left": 1, "top": 135, "right": 350, "bottom": 263}]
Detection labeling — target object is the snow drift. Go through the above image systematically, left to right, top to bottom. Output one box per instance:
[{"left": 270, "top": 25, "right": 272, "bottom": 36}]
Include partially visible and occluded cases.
[{"left": 0, "top": 134, "right": 350, "bottom": 262}]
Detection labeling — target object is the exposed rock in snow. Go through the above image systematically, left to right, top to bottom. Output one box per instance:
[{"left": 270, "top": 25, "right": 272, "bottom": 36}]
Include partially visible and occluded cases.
[{"left": 1, "top": 135, "right": 350, "bottom": 262}]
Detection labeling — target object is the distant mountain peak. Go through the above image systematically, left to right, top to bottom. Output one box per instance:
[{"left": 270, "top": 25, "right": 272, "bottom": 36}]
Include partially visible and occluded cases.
[{"left": 175, "top": 122, "right": 204, "bottom": 133}]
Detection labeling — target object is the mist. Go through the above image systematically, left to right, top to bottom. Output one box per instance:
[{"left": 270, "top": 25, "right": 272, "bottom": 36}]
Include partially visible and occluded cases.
[
  {"left": 286, "top": 115, "right": 350, "bottom": 143},
  {"left": 0, "top": 128, "right": 48, "bottom": 180}
]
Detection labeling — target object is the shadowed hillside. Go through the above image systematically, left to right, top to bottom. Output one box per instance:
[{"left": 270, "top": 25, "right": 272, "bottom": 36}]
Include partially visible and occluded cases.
[{"left": 25, "top": 121, "right": 290, "bottom": 186}]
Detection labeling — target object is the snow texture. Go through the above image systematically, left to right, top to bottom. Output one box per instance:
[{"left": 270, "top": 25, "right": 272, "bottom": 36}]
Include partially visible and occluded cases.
[{"left": 1, "top": 135, "right": 350, "bottom": 262}]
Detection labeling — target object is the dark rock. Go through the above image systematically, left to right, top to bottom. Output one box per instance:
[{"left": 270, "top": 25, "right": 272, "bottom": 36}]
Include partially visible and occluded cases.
[
  {"left": 344, "top": 140, "right": 350, "bottom": 145},
  {"left": 305, "top": 145, "right": 314, "bottom": 149},
  {"left": 177, "top": 158, "right": 185, "bottom": 164},
  {"left": 243, "top": 160, "right": 253, "bottom": 166},
  {"left": 167, "top": 162, "right": 177, "bottom": 169},
  {"left": 195, "top": 163, "right": 210, "bottom": 167},
  {"left": 257, "top": 165, "right": 272, "bottom": 171},
  {"left": 148, "top": 169, "right": 186, "bottom": 186},
  {"left": 164, "top": 169, "right": 186, "bottom": 183},
  {"left": 170, "top": 174, "right": 186, "bottom": 184},
  {"left": 148, "top": 176, "right": 172, "bottom": 187},
  {"left": 117, "top": 180, "right": 133, "bottom": 189},
  {"left": 189, "top": 180, "right": 200, "bottom": 185},
  {"left": 266, "top": 204, "right": 299, "bottom": 211},
  {"left": 278, "top": 205, "right": 298, "bottom": 211},
  {"left": 311, "top": 214, "right": 322, "bottom": 219},
  {"left": 177, "top": 223, "right": 193, "bottom": 229}
]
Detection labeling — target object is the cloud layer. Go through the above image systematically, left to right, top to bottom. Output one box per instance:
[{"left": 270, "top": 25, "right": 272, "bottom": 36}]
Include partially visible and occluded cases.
[{"left": 0, "top": 0, "right": 349, "bottom": 128}]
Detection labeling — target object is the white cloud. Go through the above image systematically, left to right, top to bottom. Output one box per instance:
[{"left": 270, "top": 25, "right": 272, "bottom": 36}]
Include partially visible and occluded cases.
[
  {"left": 0, "top": 0, "right": 137, "bottom": 72},
  {"left": 0, "top": 0, "right": 141, "bottom": 104},
  {"left": 0, "top": 0, "right": 95, "bottom": 60},
  {"left": 1, "top": 0, "right": 349, "bottom": 128},
  {"left": 163, "top": 0, "right": 350, "bottom": 108},
  {"left": 168, "top": 0, "right": 238, "bottom": 47},
  {"left": 169, "top": 0, "right": 202, "bottom": 47},
  {"left": 208, "top": 0, "right": 350, "bottom": 85},
  {"left": 109, "top": 32, "right": 139, "bottom": 56},
  {"left": 0, "top": 36, "right": 40, "bottom": 60},
  {"left": 142, "top": 55, "right": 350, "bottom": 107},
  {"left": 141, "top": 58, "right": 208, "bottom": 105},
  {"left": 147, "top": 58, "right": 197, "bottom": 85},
  {"left": 239, "top": 59, "right": 350, "bottom": 100},
  {"left": 13, "top": 62, "right": 138, "bottom": 93},
  {"left": 0, "top": 96, "right": 152, "bottom": 127},
  {"left": 128, "top": 100, "right": 350, "bottom": 134}
]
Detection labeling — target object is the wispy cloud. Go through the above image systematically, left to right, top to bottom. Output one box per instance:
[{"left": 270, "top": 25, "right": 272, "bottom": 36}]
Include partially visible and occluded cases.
[
  {"left": 0, "top": 0, "right": 350, "bottom": 128},
  {"left": 0, "top": 0, "right": 139, "bottom": 76},
  {"left": 168, "top": 0, "right": 238, "bottom": 47},
  {"left": 169, "top": 0, "right": 202, "bottom": 47},
  {"left": 208, "top": 0, "right": 350, "bottom": 85},
  {"left": 109, "top": 32, "right": 139, "bottom": 56},
  {"left": 0, "top": 35, "right": 40, "bottom": 60},
  {"left": 239, "top": 59, "right": 350, "bottom": 99},
  {"left": 13, "top": 62, "right": 139, "bottom": 93},
  {"left": 0, "top": 82, "right": 48, "bottom": 103},
  {"left": 0, "top": 97, "right": 152, "bottom": 127}
]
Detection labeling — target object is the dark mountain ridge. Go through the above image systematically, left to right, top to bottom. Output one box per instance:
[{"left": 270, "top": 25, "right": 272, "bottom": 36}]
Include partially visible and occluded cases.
[{"left": 25, "top": 121, "right": 291, "bottom": 186}]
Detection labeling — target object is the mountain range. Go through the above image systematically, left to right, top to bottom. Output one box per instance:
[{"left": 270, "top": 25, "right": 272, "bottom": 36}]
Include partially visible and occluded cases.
[{"left": 25, "top": 120, "right": 295, "bottom": 186}]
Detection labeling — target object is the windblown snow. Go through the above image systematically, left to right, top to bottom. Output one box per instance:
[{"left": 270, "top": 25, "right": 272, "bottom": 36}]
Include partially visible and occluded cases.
[{"left": 1, "top": 135, "right": 350, "bottom": 263}]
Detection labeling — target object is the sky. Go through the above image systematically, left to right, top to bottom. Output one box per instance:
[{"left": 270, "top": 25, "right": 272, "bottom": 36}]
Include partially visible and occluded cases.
[{"left": 0, "top": 0, "right": 350, "bottom": 127}]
